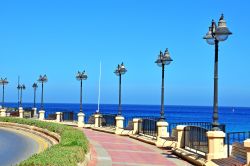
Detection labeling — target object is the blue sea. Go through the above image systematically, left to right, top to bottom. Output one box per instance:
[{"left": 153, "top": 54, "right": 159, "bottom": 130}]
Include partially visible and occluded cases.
[{"left": 4, "top": 103, "right": 250, "bottom": 133}]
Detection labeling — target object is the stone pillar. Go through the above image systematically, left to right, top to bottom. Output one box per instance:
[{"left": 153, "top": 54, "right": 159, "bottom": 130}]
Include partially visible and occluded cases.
[
  {"left": 19, "top": 107, "right": 24, "bottom": 118},
  {"left": 32, "top": 107, "right": 37, "bottom": 117},
  {"left": 0, "top": 108, "right": 7, "bottom": 117},
  {"left": 39, "top": 110, "right": 45, "bottom": 120},
  {"left": 56, "top": 112, "right": 62, "bottom": 122},
  {"left": 78, "top": 112, "right": 85, "bottom": 127},
  {"left": 94, "top": 114, "right": 102, "bottom": 127},
  {"left": 115, "top": 116, "right": 124, "bottom": 129},
  {"left": 115, "top": 116, "right": 124, "bottom": 135},
  {"left": 132, "top": 118, "right": 141, "bottom": 134},
  {"left": 155, "top": 121, "right": 169, "bottom": 147},
  {"left": 157, "top": 121, "right": 169, "bottom": 139},
  {"left": 176, "top": 125, "right": 186, "bottom": 148},
  {"left": 206, "top": 131, "right": 226, "bottom": 160},
  {"left": 244, "top": 139, "right": 250, "bottom": 165}
]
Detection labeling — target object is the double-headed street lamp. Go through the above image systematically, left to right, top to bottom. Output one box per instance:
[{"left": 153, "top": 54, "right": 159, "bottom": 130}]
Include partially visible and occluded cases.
[
  {"left": 203, "top": 14, "right": 232, "bottom": 131},
  {"left": 155, "top": 49, "right": 173, "bottom": 121},
  {"left": 114, "top": 62, "right": 127, "bottom": 116},
  {"left": 76, "top": 71, "right": 88, "bottom": 113},
  {"left": 38, "top": 75, "right": 48, "bottom": 110},
  {"left": 0, "top": 78, "right": 9, "bottom": 108},
  {"left": 32, "top": 83, "right": 38, "bottom": 108}
]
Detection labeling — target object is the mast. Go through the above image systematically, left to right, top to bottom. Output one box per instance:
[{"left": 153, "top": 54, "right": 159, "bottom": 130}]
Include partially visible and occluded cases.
[
  {"left": 97, "top": 61, "right": 101, "bottom": 113},
  {"left": 17, "top": 76, "right": 20, "bottom": 108}
]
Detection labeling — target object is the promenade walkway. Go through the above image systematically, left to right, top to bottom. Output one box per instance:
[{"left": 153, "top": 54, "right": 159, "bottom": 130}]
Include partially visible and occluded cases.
[{"left": 82, "top": 128, "right": 192, "bottom": 166}]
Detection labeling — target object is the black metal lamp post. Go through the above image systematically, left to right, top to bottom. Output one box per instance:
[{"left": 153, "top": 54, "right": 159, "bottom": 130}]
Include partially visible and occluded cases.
[
  {"left": 203, "top": 14, "right": 232, "bottom": 131},
  {"left": 155, "top": 48, "right": 173, "bottom": 121},
  {"left": 114, "top": 62, "right": 127, "bottom": 116},
  {"left": 76, "top": 71, "right": 88, "bottom": 113},
  {"left": 38, "top": 75, "right": 48, "bottom": 110},
  {"left": 0, "top": 78, "right": 9, "bottom": 108},
  {"left": 32, "top": 83, "right": 38, "bottom": 108},
  {"left": 17, "top": 84, "right": 21, "bottom": 108},
  {"left": 19, "top": 84, "right": 26, "bottom": 108}
]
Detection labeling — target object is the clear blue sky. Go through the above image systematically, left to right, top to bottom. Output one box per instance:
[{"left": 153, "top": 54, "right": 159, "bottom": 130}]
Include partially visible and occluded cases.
[{"left": 0, "top": 1, "right": 249, "bottom": 106}]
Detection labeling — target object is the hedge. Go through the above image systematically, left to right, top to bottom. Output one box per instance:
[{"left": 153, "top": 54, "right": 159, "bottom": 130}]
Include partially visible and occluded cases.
[{"left": 0, "top": 117, "right": 89, "bottom": 166}]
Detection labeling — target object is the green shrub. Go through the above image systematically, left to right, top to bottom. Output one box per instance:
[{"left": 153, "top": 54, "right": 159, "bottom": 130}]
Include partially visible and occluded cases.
[{"left": 0, "top": 117, "right": 89, "bottom": 166}]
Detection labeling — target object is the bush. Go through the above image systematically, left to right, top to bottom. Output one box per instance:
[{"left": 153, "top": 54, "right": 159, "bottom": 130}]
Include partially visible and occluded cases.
[{"left": 0, "top": 117, "right": 89, "bottom": 166}]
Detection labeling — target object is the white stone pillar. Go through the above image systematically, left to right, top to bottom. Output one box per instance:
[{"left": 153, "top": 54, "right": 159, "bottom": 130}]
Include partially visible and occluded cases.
[
  {"left": 19, "top": 107, "right": 24, "bottom": 118},
  {"left": 32, "top": 107, "right": 37, "bottom": 117},
  {"left": 0, "top": 108, "right": 7, "bottom": 117},
  {"left": 39, "top": 110, "right": 45, "bottom": 120},
  {"left": 56, "top": 112, "right": 62, "bottom": 122},
  {"left": 78, "top": 112, "right": 85, "bottom": 127},
  {"left": 94, "top": 114, "right": 102, "bottom": 127},
  {"left": 115, "top": 116, "right": 124, "bottom": 129},
  {"left": 115, "top": 116, "right": 124, "bottom": 135},
  {"left": 132, "top": 118, "right": 141, "bottom": 134},
  {"left": 155, "top": 121, "right": 169, "bottom": 147},
  {"left": 157, "top": 121, "right": 169, "bottom": 139},
  {"left": 176, "top": 125, "right": 186, "bottom": 148},
  {"left": 206, "top": 131, "right": 226, "bottom": 160},
  {"left": 244, "top": 139, "right": 250, "bottom": 165}
]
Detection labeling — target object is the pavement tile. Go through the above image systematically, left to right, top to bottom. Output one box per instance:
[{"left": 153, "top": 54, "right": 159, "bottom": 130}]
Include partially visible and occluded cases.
[{"left": 83, "top": 128, "right": 189, "bottom": 166}]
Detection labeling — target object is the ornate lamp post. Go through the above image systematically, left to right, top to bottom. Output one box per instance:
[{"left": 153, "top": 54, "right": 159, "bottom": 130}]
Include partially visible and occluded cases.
[
  {"left": 203, "top": 14, "right": 232, "bottom": 131},
  {"left": 155, "top": 48, "right": 173, "bottom": 121},
  {"left": 114, "top": 62, "right": 127, "bottom": 116},
  {"left": 76, "top": 71, "right": 88, "bottom": 113},
  {"left": 38, "top": 75, "right": 48, "bottom": 110},
  {"left": 0, "top": 78, "right": 9, "bottom": 108},
  {"left": 32, "top": 83, "right": 38, "bottom": 108},
  {"left": 17, "top": 84, "right": 21, "bottom": 108},
  {"left": 19, "top": 84, "right": 26, "bottom": 108}
]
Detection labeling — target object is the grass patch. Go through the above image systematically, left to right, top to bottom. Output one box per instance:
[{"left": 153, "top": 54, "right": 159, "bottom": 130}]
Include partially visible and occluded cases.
[{"left": 0, "top": 117, "right": 89, "bottom": 166}]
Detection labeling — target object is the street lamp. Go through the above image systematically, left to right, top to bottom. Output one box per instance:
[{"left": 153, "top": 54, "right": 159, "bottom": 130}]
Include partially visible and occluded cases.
[
  {"left": 203, "top": 14, "right": 232, "bottom": 131},
  {"left": 155, "top": 48, "right": 173, "bottom": 121},
  {"left": 114, "top": 62, "right": 127, "bottom": 116},
  {"left": 76, "top": 71, "right": 87, "bottom": 113},
  {"left": 38, "top": 75, "right": 48, "bottom": 110},
  {"left": 0, "top": 78, "right": 9, "bottom": 108},
  {"left": 32, "top": 83, "right": 38, "bottom": 108},
  {"left": 17, "top": 84, "right": 21, "bottom": 107},
  {"left": 19, "top": 84, "right": 26, "bottom": 108}
]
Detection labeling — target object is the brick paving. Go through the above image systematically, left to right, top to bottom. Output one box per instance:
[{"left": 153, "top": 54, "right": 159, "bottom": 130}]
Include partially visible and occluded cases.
[{"left": 83, "top": 128, "right": 192, "bottom": 166}]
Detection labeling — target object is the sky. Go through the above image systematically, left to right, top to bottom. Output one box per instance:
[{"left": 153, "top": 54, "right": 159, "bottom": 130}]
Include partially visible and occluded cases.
[{"left": 0, "top": 1, "right": 249, "bottom": 107}]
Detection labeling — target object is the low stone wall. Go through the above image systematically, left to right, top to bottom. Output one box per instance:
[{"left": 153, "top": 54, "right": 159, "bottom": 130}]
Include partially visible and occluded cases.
[{"left": 0, "top": 122, "right": 60, "bottom": 146}]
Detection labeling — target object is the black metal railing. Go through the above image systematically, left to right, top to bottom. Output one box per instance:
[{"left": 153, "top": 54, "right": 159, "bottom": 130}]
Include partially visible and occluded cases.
[
  {"left": 63, "top": 112, "right": 74, "bottom": 121},
  {"left": 47, "top": 113, "right": 56, "bottom": 120},
  {"left": 84, "top": 114, "right": 95, "bottom": 124},
  {"left": 101, "top": 114, "right": 116, "bottom": 127},
  {"left": 124, "top": 116, "right": 134, "bottom": 130},
  {"left": 138, "top": 117, "right": 158, "bottom": 138},
  {"left": 169, "top": 122, "right": 226, "bottom": 136},
  {"left": 184, "top": 126, "right": 209, "bottom": 154},
  {"left": 226, "top": 131, "right": 250, "bottom": 157}
]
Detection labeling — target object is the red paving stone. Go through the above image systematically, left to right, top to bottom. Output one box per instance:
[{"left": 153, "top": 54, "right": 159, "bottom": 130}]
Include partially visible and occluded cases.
[
  {"left": 83, "top": 129, "right": 177, "bottom": 166},
  {"left": 87, "top": 144, "right": 97, "bottom": 166}
]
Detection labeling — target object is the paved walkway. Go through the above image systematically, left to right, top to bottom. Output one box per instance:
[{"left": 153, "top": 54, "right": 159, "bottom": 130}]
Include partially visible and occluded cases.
[{"left": 82, "top": 128, "right": 192, "bottom": 166}]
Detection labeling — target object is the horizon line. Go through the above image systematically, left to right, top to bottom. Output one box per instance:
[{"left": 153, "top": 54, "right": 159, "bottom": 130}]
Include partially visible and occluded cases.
[{"left": 3, "top": 102, "right": 250, "bottom": 108}]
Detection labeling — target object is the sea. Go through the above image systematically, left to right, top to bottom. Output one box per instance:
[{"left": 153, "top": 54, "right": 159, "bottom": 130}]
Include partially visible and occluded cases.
[{"left": 4, "top": 103, "right": 250, "bottom": 133}]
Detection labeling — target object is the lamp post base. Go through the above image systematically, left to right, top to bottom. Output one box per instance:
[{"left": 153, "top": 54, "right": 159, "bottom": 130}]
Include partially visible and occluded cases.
[
  {"left": 19, "top": 107, "right": 24, "bottom": 118},
  {"left": 0, "top": 108, "right": 6, "bottom": 117},
  {"left": 39, "top": 110, "right": 45, "bottom": 120},
  {"left": 78, "top": 112, "right": 85, "bottom": 128}
]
